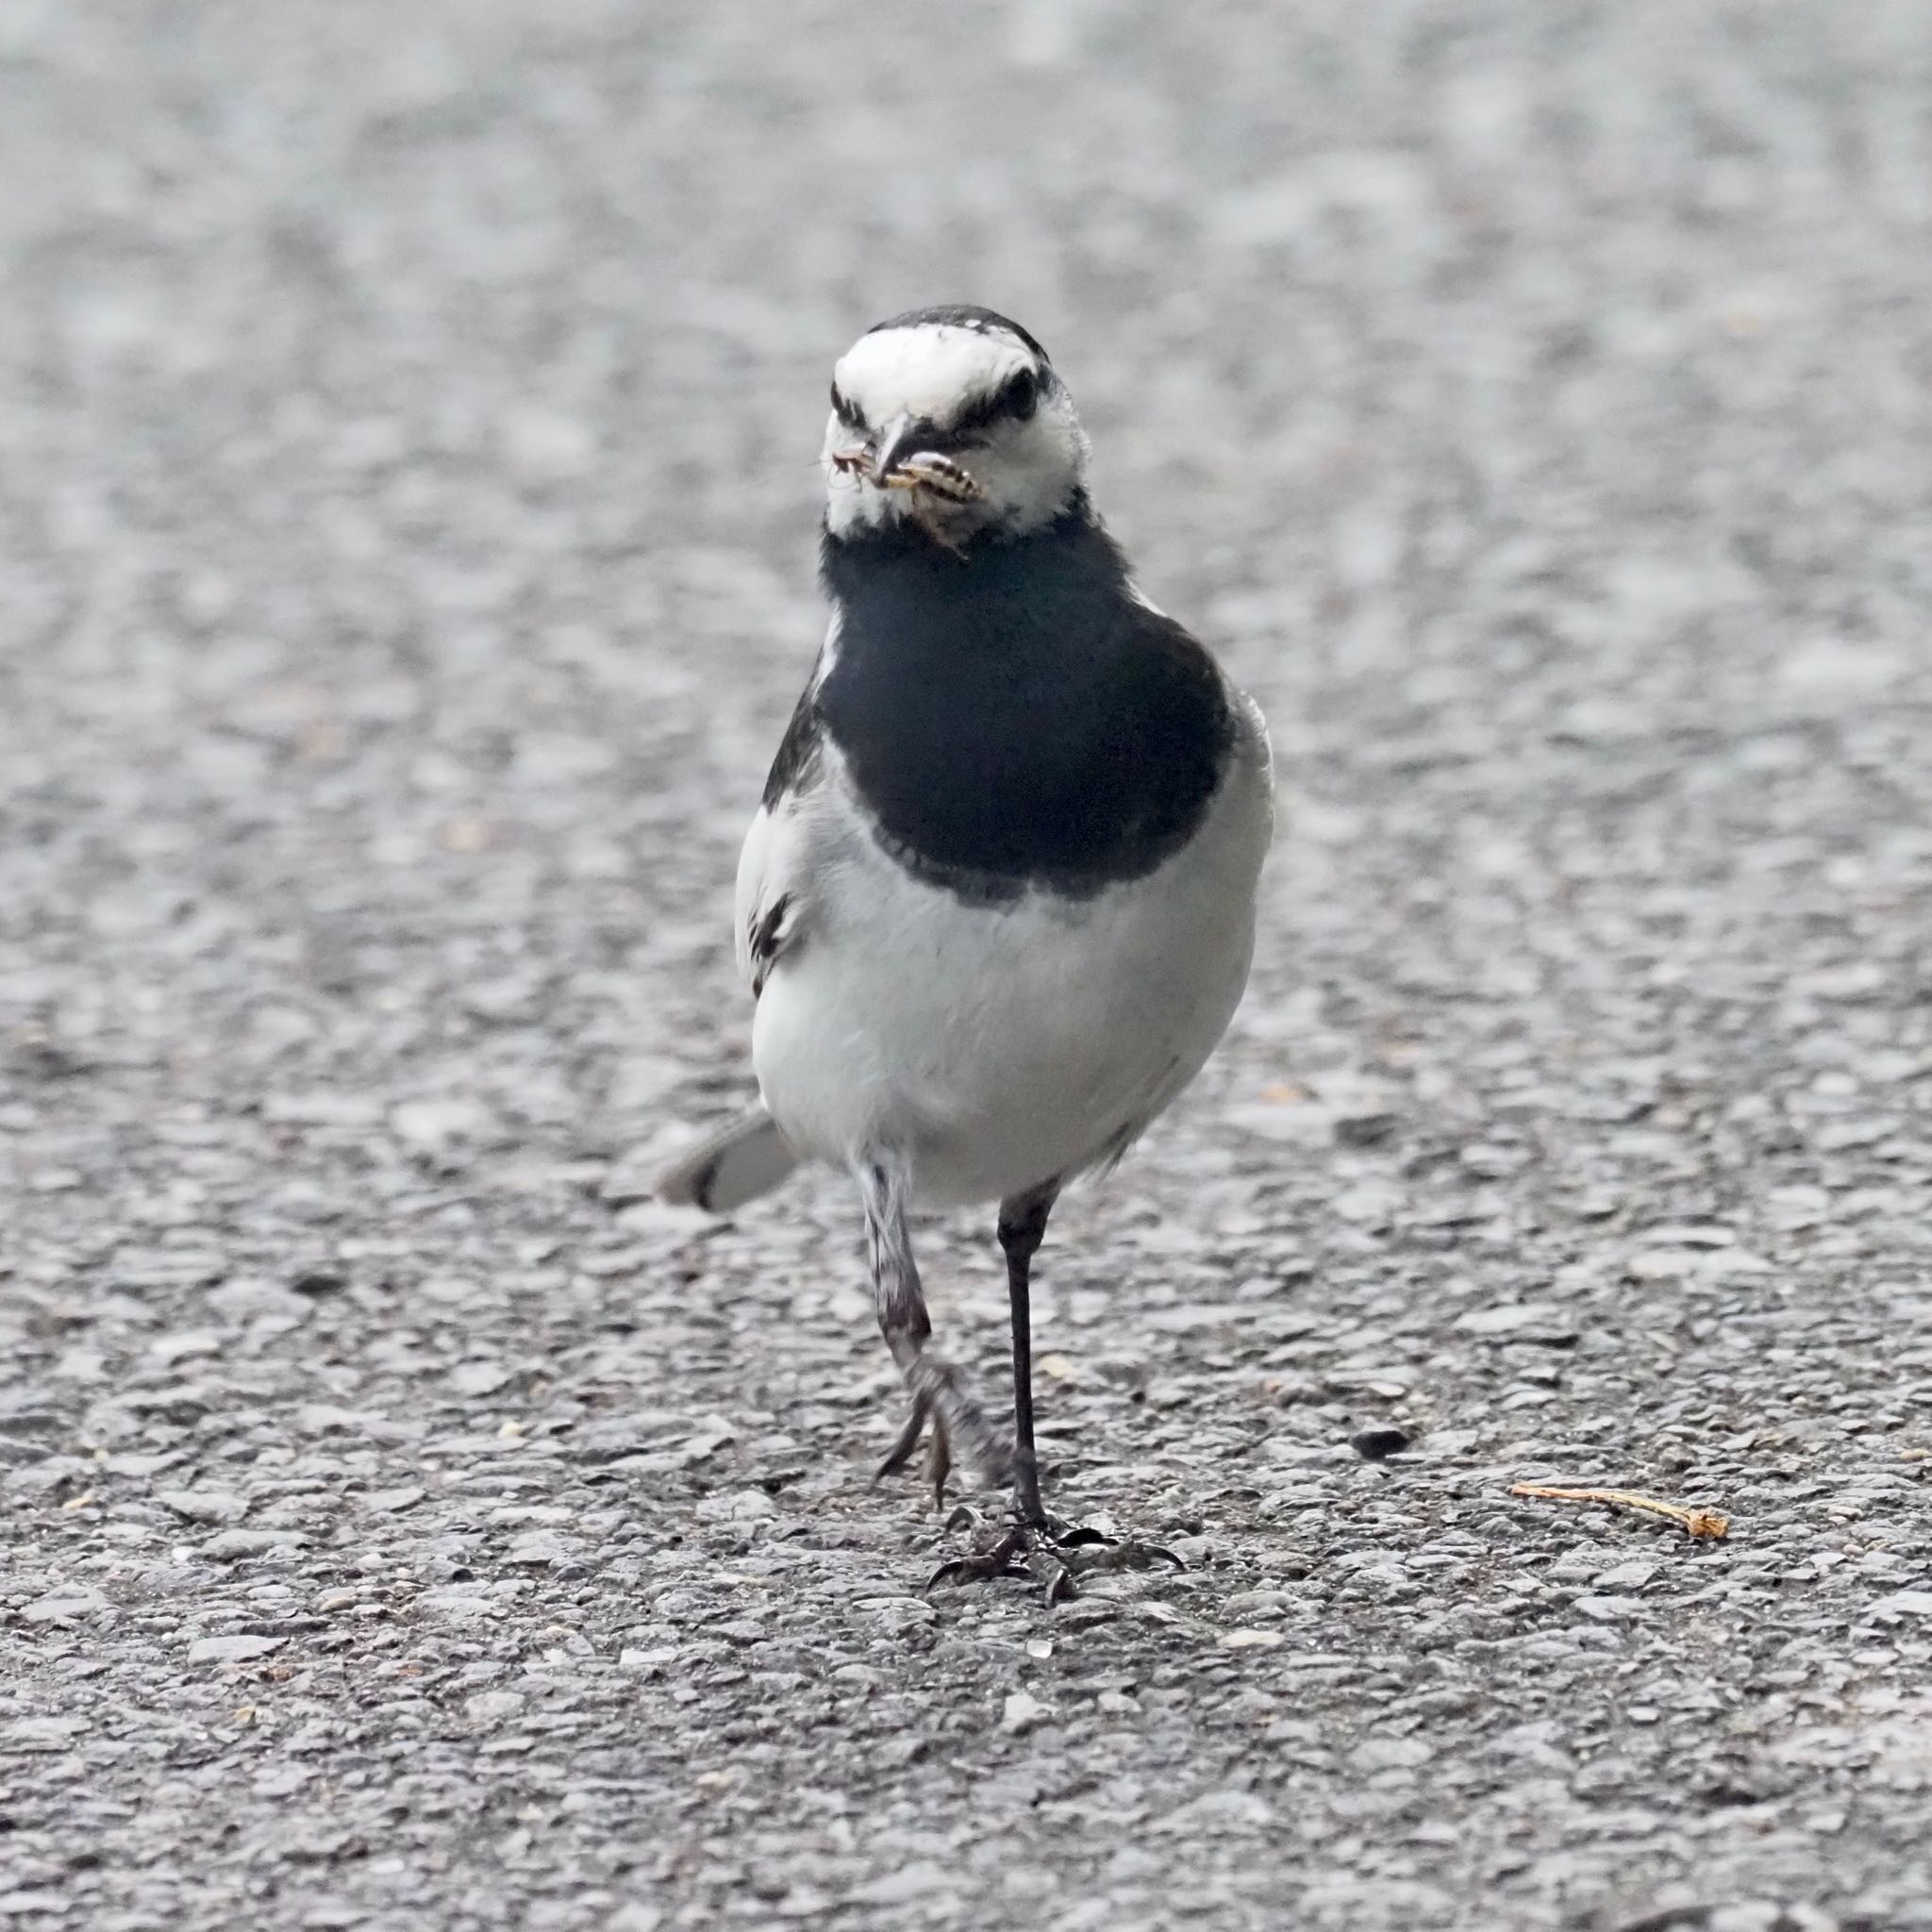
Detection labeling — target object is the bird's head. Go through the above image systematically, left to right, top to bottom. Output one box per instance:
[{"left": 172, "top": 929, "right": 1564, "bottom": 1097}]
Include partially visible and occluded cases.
[{"left": 822, "top": 307, "right": 1088, "bottom": 552}]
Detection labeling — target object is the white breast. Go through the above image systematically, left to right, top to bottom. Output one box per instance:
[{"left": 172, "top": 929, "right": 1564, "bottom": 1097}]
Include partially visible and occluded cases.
[{"left": 744, "top": 691, "right": 1273, "bottom": 1208}]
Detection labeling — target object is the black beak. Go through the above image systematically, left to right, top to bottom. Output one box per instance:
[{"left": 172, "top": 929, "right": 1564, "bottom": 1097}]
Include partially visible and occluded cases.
[{"left": 872, "top": 414, "right": 924, "bottom": 479}]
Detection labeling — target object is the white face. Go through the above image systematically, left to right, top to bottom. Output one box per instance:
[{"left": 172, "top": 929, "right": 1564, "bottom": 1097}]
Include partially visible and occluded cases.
[{"left": 822, "top": 318, "right": 1089, "bottom": 546}]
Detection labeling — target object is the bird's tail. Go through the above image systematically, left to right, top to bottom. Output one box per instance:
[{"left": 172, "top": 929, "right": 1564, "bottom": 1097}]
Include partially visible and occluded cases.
[{"left": 656, "top": 1108, "right": 800, "bottom": 1212}]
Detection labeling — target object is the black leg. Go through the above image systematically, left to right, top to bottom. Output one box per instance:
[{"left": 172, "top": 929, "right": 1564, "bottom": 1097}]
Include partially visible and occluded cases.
[
  {"left": 858, "top": 1156, "right": 1009, "bottom": 1506},
  {"left": 926, "top": 1177, "right": 1185, "bottom": 1603},
  {"left": 997, "top": 1180, "right": 1058, "bottom": 1527}
]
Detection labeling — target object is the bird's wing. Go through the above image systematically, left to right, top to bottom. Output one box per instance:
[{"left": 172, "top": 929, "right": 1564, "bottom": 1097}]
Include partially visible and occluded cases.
[
  {"left": 736, "top": 647, "right": 842, "bottom": 1001},
  {"left": 733, "top": 801, "right": 813, "bottom": 1000}
]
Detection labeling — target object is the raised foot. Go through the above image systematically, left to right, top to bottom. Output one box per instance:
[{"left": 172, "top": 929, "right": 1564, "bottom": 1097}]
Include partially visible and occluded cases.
[
  {"left": 874, "top": 1358, "right": 1013, "bottom": 1510},
  {"left": 925, "top": 1507, "right": 1186, "bottom": 1605}
]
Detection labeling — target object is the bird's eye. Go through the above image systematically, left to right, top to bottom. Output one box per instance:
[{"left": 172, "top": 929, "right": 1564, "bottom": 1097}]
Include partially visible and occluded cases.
[
  {"left": 951, "top": 366, "right": 1042, "bottom": 439},
  {"left": 1002, "top": 367, "right": 1039, "bottom": 421},
  {"left": 830, "top": 384, "right": 864, "bottom": 430}
]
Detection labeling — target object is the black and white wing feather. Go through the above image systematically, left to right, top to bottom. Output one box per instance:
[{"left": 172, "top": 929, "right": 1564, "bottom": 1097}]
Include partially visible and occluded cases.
[
  {"left": 734, "top": 662, "right": 833, "bottom": 1002},
  {"left": 658, "top": 667, "right": 833, "bottom": 1213}
]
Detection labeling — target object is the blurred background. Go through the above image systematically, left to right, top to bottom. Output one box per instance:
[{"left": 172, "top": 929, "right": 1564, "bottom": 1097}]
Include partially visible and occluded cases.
[{"left": 3, "top": 5, "right": 1931, "bottom": 1928}]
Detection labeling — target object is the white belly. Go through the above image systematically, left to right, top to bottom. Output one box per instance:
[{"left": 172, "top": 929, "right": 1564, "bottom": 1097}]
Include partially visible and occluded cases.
[{"left": 749, "top": 704, "right": 1273, "bottom": 1208}]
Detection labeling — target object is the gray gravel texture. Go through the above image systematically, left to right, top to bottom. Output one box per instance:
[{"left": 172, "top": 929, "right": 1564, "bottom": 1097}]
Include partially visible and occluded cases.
[{"left": 4, "top": 3, "right": 1932, "bottom": 1928}]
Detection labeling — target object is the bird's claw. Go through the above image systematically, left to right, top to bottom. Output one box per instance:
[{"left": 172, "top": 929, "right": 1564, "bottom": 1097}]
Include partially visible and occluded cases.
[
  {"left": 874, "top": 1362, "right": 1182, "bottom": 1601},
  {"left": 874, "top": 1368, "right": 1009, "bottom": 1510},
  {"left": 874, "top": 1389, "right": 949, "bottom": 1510},
  {"left": 924, "top": 1513, "right": 1185, "bottom": 1605},
  {"left": 926, "top": 1522, "right": 1076, "bottom": 1605},
  {"left": 1054, "top": 1523, "right": 1112, "bottom": 1551},
  {"left": 1069, "top": 1535, "right": 1186, "bottom": 1574}
]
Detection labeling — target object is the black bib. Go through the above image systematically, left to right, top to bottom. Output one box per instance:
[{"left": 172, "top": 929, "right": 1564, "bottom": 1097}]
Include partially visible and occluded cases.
[{"left": 800, "top": 508, "right": 1234, "bottom": 905}]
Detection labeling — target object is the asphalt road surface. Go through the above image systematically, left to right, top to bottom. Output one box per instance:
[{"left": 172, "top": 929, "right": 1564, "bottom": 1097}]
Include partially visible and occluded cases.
[{"left": 4, "top": 4, "right": 1931, "bottom": 1928}]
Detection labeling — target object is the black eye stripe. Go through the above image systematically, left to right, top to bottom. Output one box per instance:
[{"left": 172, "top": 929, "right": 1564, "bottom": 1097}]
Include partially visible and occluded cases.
[
  {"left": 828, "top": 366, "right": 1043, "bottom": 445},
  {"left": 950, "top": 366, "right": 1041, "bottom": 437}
]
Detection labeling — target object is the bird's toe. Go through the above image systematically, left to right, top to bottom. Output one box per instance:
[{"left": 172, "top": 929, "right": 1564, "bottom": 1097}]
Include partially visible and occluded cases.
[{"left": 875, "top": 1355, "right": 1014, "bottom": 1505}]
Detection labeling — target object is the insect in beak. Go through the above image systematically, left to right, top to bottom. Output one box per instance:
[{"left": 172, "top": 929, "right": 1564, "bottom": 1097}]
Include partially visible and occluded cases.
[
  {"left": 830, "top": 441, "right": 985, "bottom": 559},
  {"left": 831, "top": 446, "right": 984, "bottom": 504}
]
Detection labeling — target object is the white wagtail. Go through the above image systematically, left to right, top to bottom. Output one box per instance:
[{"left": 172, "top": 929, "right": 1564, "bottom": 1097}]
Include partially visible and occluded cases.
[{"left": 660, "top": 306, "right": 1273, "bottom": 1596}]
